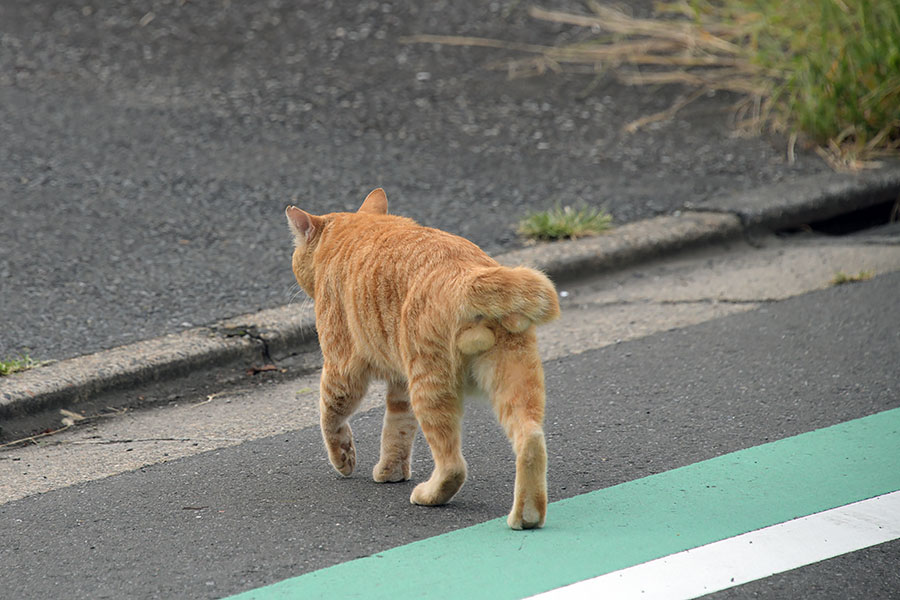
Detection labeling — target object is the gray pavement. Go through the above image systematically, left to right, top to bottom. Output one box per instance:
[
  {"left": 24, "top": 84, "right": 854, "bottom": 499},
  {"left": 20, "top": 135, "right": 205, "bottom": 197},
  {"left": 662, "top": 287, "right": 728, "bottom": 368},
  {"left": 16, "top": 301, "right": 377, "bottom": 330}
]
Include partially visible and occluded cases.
[
  {"left": 1, "top": 0, "right": 864, "bottom": 363},
  {"left": 2, "top": 3, "right": 900, "bottom": 596},
  {"left": 5, "top": 227, "right": 899, "bottom": 501},
  {"left": 2, "top": 265, "right": 898, "bottom": 599}
]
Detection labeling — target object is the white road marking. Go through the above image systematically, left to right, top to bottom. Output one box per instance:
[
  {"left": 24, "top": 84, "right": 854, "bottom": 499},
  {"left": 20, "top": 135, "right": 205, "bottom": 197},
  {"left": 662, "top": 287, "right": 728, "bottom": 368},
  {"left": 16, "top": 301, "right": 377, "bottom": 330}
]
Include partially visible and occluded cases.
[{"left": 526, "top": 490, "right": 900, "bottom": 600}]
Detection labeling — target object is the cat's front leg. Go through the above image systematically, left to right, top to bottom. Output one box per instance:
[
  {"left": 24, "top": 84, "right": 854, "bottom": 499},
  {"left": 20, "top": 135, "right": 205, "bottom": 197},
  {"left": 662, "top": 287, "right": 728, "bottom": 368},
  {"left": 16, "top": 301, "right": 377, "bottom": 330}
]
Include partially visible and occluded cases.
[
  {"left": 319, "top": 363, "right": 368, "bottom": 477},
  {"left": 373, "top": 380, "right": 417, "bottom": 483}
]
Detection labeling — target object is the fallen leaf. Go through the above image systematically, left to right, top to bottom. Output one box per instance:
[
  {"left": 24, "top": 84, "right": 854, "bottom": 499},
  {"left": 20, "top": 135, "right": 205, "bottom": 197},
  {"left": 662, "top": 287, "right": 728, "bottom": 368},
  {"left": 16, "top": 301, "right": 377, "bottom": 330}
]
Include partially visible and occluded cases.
[{"left": 247, "top": 364, "right": 278, "bottom": 376}]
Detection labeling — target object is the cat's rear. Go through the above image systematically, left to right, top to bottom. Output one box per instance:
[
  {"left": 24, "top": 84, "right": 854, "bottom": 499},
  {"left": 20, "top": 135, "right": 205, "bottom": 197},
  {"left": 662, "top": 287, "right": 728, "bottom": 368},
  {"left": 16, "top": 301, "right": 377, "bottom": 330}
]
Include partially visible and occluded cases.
[{"left": 286, "top": 188, "right": 559, "bottom": 529}]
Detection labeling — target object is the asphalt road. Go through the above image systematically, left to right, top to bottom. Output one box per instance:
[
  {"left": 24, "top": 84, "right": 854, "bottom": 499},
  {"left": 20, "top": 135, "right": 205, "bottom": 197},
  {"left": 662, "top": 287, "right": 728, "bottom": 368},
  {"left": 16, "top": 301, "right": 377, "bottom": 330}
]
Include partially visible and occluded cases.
[
  {"left": 0, "top": 0, "right": 829, "bottom": 362},
  {"left": 3, "top": 269, "right": 898, "bottom": 599}
]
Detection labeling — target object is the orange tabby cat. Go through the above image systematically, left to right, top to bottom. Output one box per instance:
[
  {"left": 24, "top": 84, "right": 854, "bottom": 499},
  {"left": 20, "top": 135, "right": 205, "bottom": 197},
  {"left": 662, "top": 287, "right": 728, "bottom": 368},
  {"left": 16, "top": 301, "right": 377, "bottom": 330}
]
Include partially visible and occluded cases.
[{"left": 286, "top": 188, "right": 560, "bottom": 529}]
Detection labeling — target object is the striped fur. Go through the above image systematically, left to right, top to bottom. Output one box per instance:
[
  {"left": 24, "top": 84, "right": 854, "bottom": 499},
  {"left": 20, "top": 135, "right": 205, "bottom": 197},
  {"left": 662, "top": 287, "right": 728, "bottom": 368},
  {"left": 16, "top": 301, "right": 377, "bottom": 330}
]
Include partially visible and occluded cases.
[{"left": 286, "top": 188, "right": 559, "bottom": 529}]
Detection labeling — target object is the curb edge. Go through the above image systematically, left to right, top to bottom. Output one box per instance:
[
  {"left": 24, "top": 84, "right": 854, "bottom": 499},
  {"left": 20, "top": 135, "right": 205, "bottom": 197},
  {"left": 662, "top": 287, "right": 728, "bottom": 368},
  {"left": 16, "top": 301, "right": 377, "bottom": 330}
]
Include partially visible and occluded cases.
[{"left": 2, "top": 170, "right": 898, "bottom": 431}]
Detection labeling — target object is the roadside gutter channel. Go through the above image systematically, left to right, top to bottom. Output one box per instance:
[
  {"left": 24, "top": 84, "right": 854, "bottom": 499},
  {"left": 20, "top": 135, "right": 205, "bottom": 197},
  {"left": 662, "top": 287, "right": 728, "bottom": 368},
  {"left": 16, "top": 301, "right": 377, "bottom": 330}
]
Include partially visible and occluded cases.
[{"left": 2, "top": 168, "right": 899, "bottom": 441}]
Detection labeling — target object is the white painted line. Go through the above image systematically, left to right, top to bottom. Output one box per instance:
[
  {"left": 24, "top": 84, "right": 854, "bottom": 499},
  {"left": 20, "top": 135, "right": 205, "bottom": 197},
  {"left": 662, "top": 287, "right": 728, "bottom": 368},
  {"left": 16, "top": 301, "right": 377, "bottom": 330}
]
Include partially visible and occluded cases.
[{"left": 526, "top": 490, "right": 900, "bottom": 600}]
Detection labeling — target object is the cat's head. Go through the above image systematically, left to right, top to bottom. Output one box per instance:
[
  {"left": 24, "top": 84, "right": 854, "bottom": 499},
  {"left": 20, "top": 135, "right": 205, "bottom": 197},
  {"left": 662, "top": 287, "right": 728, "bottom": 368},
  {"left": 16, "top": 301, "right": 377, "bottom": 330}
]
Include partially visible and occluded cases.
[{"left": 285, "top": 188, "right": 389, "bottom": 295}]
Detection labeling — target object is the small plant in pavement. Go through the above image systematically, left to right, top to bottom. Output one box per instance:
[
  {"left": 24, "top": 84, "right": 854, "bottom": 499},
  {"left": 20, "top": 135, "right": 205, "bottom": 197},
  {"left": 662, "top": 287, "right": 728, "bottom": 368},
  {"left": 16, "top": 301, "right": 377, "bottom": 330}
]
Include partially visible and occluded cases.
[
  {"left": 518, "top": 204, "right": 613, "bottom": 241},
  {"left": 830, "top": 270, "right": 875, "bottom": 286},
  {"left": 0, "top": 354, "right": 39, "bottom": 377}
]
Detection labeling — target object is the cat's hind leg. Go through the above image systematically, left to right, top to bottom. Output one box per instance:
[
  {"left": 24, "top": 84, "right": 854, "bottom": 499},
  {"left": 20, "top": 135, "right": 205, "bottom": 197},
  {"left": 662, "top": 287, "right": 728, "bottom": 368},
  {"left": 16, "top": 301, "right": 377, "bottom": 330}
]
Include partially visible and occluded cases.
[
  {"left": 473, "top": 327, "right": 548, "bottom": 529},
  {"left": 407, "top": 360, "right": 467, "bottom": 505},
  {"left": 319, "top": 362, "right": 369, "bottom": 477},
  {"left": 373, "top": 379, "right": 417, "bottom": 483}
]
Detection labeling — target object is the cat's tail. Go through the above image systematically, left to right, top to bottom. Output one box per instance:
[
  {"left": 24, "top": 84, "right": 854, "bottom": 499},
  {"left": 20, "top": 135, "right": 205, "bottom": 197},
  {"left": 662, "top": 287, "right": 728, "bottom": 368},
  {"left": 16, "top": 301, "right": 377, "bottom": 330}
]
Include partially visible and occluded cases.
[
  {"left": 457, "top": 266, "right": 560, "bottom": 354},
  {"left": 467, "top": 266, "right": 560, "bottom": 326}
]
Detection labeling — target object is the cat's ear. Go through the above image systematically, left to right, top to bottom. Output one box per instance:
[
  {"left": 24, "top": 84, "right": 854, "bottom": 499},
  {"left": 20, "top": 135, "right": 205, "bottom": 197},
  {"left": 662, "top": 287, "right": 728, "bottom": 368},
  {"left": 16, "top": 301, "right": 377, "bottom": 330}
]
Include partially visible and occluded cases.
[
  {"left": 358, "top": 188, "right": 388, "bottom": 215},
  {"left": 286, "top": 206, "right": 321, "bottom": 242}
]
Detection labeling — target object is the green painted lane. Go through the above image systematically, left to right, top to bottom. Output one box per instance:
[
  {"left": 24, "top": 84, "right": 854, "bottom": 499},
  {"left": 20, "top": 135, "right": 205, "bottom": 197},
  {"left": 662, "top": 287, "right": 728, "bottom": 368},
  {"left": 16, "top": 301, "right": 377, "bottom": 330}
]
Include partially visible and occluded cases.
[{"left": 226, "top": 406, "right": 900, "bottom": 600}]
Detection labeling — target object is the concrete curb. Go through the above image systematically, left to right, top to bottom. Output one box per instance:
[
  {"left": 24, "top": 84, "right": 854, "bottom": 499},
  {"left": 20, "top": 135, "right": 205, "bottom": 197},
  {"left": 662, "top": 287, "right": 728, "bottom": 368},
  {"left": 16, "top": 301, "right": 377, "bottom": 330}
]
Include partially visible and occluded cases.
[
  {"left": 688, "top": 164, "right": 900, "bottom": 229},
  {"left": 2, "top": 167, "right": 899, "bottom": 432},
  {"left": 496, "top": 211, "right": 741, "bottom": 280}
]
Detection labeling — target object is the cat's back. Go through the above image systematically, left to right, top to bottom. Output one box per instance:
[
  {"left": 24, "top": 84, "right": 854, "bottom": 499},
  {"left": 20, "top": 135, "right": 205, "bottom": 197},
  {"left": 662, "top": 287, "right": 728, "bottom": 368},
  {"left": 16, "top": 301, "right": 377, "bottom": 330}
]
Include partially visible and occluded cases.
[
  {"left": 315, "top": 212, "right": 496, "bottom": 368},
  {"left": 322, "top": 212, "right": 496, "bottom": 277}
]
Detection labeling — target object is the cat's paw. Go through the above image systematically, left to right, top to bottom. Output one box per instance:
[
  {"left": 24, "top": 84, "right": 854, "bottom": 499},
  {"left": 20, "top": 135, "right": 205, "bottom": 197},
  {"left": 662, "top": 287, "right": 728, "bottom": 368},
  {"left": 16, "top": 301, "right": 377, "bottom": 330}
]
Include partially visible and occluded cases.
[
  {"left": 324, "top": 428, "right": 356, "bottom": 476},
  {"left": 508, "top": 431, "right": 547, "bottom": 529},
  {"left": 329, "top": 440, "right": 356, "bottom": 476},
  {"left": 372, "top": 459, "right": 411, "bottom": 483},
  {"left": 409, "top": 470, "right": 466, "bottom": 506},
  {"left": 507, "top": 494, "right": 546, "bottom": 530}
]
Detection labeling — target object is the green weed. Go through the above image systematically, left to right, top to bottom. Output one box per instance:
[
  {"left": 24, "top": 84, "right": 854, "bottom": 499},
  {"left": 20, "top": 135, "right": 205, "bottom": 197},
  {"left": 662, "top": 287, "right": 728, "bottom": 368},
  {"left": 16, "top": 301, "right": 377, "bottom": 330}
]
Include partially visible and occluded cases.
[
  {"left": 404, "top": 0, "right": 900, "bottom": 168},
  {"left": 687, "top": 0, "right": 900, "bottom": 168},
  {"left": 518, "top": 204, "right": 613, "bottom": 241},
  {"left": 830, "top": 270, "right": 875, "bottom": 285},
  {"left": 0, "top": 355, "right": 38, "bottom": 377}
]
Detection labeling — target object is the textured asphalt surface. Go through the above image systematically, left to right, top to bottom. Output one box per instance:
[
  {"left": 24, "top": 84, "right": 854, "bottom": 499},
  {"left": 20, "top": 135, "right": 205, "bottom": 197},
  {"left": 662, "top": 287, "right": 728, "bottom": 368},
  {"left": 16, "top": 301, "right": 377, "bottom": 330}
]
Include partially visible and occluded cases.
[
  {"left": 0, "top": 0, "right": 832, "bottom": 362},
  {"left": 3, "top": 270, "right": 898, "bottom": 599}
]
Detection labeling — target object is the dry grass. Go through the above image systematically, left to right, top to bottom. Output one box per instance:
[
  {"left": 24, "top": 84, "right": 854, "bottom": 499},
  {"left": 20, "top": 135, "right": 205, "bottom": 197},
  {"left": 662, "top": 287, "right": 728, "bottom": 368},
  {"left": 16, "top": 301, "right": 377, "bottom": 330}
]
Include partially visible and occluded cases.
[{"left": 401, "top": 0, "right": 900, "bottom": 170}]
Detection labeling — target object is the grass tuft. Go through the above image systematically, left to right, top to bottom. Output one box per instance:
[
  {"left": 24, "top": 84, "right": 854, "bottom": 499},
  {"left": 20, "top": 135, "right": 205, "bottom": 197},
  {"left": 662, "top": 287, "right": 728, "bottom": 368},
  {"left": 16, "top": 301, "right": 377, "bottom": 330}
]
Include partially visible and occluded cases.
[
  {"left": 402, "top": 0, "right": 900, "bottom": 169},
  {"left": 684, "top": 0, "right": 900, "bottom": 169},
  {"left": 518, "top": 204, "right": 613, "bottom": 241},
  {"left": 830, "top": 270, "right": 875, "bottom": 285},
  {"left": 0, "top": 354, "right": 39, "bottom": 377}
]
